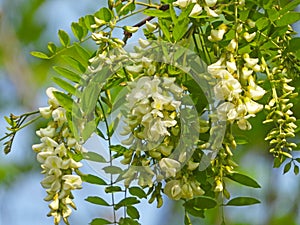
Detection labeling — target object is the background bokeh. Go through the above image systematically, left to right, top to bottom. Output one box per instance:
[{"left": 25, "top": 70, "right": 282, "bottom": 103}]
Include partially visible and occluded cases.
[{"left": 0, "top": 0, "right": 300, "bottom": 224}]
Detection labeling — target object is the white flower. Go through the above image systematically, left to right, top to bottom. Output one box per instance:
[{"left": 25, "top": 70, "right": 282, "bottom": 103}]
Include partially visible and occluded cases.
[
  {"left": 173, "top": 0, "right": 196, "bottom": 8},
  {"left": 205, "top": 0, "right": 217, "bottom": 7},
  {"left": 189, "top": 4, "right": 203, "bottom": 17},
  {"left": 204, "top": 6, "right": 219, "bottom": 17},
  {"left": 145, "top": 21, "right": 157, "bottom": 32},
  {"left": 208, "top": 28, "right": 226, "bottom": 42},
  {"left": 243, "top": 32, "right": 256, "bottom": 42},
  {"left": 139, "top": 38, "right": 150, "bottom": 48},
  {"left": 227, "top": 39, "right": 238, "bottom": 52},
  {"left": 243, "top": 54, "right": 259, "bottom": 67},
  {"left": 207, "top": 58, "right": 226, "bottom": 76},
  {"left": 226, "top": 61, "right": 237, "bottom": 73},
  {"left": 125, "top": 64, "right": 143, "bottom": 74},
  {"left": 241, "top": 67, "right": 253, "bottom": 80},
  {"left": 247, "top": 76, "right": 266, "bottom": 100},
  {"left": 214, "top": 77, "right": 242, "bottom": 101},
  {"left": 46, "top": 87, "right": 60, "bottom": 108},
  {"left": 151, "top": 92, "right": 172, "bottom": 110},
  {"left": 244, "top": 97, "right": 263, "bottom": 114},
  {"left": 217, "top": 102, "right": 235, "bottom": 121},
  {"left": 39, "top": 106, "right": 52, "bottom": 118},
  {"left": 52, "top": 107, "right": 67, "bottom": 127},
  {"left": 149, "top": 118, "right": 170, "bottom": 142},
  {"left": 237, "top": 118, "right": 252, "bottom": 130},
  {"left": 36, "top": 126, "right": 56, "bottom": 138},
  {"left": 41, "top": 137, "right": 59, "bottom": 148},
  {"left": 32, "top": 143, "right": 46, "bottom": 152},
  {"left": 37, "top": 152, "right": 54, "bottom": 163},
  {"left": 44, "top": 156, "right": 63, "bottom": 170},
  {"left": 159, "top": 158, "right": 181, "bottom": 178},
  {"left": 41, "top": 175, "right": 61, "bottom": 192},
  {"left": 62, "top": 175, "right": 82, "bottom": 190},
  {"left": 164, "top": 180, "right": 182, "bottom": 200}
]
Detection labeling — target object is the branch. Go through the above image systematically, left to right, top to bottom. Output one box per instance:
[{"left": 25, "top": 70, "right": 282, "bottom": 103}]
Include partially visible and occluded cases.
[{"left": 123, "top": 4, "right": 169, "bottom": 44}]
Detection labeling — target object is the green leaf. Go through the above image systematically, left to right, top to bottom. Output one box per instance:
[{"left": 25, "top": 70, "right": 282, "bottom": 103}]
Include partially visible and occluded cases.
[
  {"left": 279, "top": 0, "right": 300, "bottom": 15},
  {"left": 116, "top": 2, "right": 136, "bottom": 16},
  {"left": 173, "top": 4, "right": 193, "bottom": 41},
  {"left": 95, "top": 8, "right": 113, "bottom": 22},
  {"left": 143, "top": 9, "right": 171, "bottom": 18},
  {"left": 276, "top": 12, "right": 300, "bottom": 27},
  {"left": 84, "top": 15, "right": 95, "bottom": 31},
  {"left": 256, "top": 17, "right": 270, "bottom": 30},
  {"left": 158, "top": 19, "right": 171, "bottom": 41},
  {"left": 71, "top": 22, "right": 84, "bottom": 41},
  {"left": 58, "top": 29, "right": 70, "bottom": 47},
  {"left": 288, "top": 38, "right": 300, "bottom": 53},
  {"left": 47, "top": 42, "right": 57, "bottom": 54},
  {"left": 74, "top": 42, "right": 91, "bottom": 61},
  {"left": 30, "top": 51, "right": 50, "bottom": 59},
  {"left": 62, "top": 55, "right": 86, "bottom": 73},
  {"left": 53, "top": 66, "right": 81, "bottom": 83},
  {"left": 52, "top": 77, "right": 76, "bottom": 95},
  {"left": 80, "top": 82, "right": 100, "bottom": 116},
  {"left": 52, "top": 91, "right": 74, "bottom": 112},
  {"left": 81, "top": 120, "right": 97, "bottom": 141},
  {"left": 235, "top": 136, "right": 248, "bottom": 145},
  {"left": 110, "top": 145, "right": 128, "bottom": 153},
  {"left": 83, "top": 151, "right": 106, "bottom": 163},
  {"left": 283, "top": 161, "right": 292, "bottom": 174},
  {"left": 294, "top": 165, "right": 299, "bottom": 175},
  {"left": 103, "top": 166, "right": 123, "bottom": 174},
  {"left": 227, "top": 173, "right": 261, "bottom": 188},
  {"left": 82, "top": 174, "right": 107, "bottom": 185},
  {"left": 105, "top": 186, "right": 123, "bottom": 193},
  {"left": 129, "top": 187, "right": 147, "bottom": 199},
  {"left": 85, "top": 196, "right": 110, "bottom": 206},
  {"left": 183, "top": 196, "right": 217, "bottom": 211},
  {"left": 115, "top": 197, "right": 140, "bottom": 210},
  {"left": 226, "top": 197, "right": 260, "bottom": 206},
  {"left": 127, "top": 206, "right": 140, "bottom": 219},
  {"left": 184, "top": 213, "right": 192, "bottom": 225},
  {"left": 119, "top": 217, "right": 140, "bottom": 225},
  {"left": 89, "top": 218, "right": 111, "bottom": 225}
]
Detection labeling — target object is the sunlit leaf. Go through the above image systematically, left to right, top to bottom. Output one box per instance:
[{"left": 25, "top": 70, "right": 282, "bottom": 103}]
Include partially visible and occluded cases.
[
  {"left": 95, "top": 8, "right": 113, "bottom": 22},
  {"left": 276, "top": 12, "right": 300, "bottom": 27},
  {"left": 58, "top": 29, "right": 70, "bottom": 47},
  {"left": 30, "top": 51, "right": 50, "bottom": 59},
  {"left": 53, "top": 66, "right": 81, "bottom": 83},
  {"left": 52, "top": 77, "right": 76, "bottom": 95},
  {"left": 52, "top": 91, "right": 74, "bottom": 112},
  {"left": 83, "top": 151, "right": 106, "bottom": 163},
  {"left": 283, "top": 161, "right": 292, "bottom": 174},
  {"left": 103, "top": 166, "right": 123, "bottom": 174},
  {"left": 227, "top": 173, "right": 261, "bottom": 188},
  {"left": 82, "top": 174, "right": 107, "bottom": 185},
  {"left": 105, "top": 186, "right": 122, "bottom": 193},
  {"left": 129, "top": 187, "right": 147, "bottom": 199},
  {"left": 85, "top": 196, "right": 110, "bottom": 206},
  {"left": 115, "top": 197, "right": 140, "bottom": 210},
  {"left": 225, "top": 197, "right": 260, "bottom": 206},
  {"left": 127, "top": 206, "right": 140, "bottom": 219},
  {"left": 89, "top": 218, "right": 111, "bottom": 225}
]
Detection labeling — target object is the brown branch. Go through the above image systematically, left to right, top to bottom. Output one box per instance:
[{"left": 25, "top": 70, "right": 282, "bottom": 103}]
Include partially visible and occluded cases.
[{"left": 123, "top": 4, "right": 169, "bottom": 44}]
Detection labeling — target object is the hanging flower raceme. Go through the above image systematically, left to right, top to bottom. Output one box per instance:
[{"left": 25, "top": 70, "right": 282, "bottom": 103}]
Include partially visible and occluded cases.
[
  {"left": 208, "top": 40, "right": 266, "bottom": 130},
  {"left": 32, "top": 87, "right": 83, "bottom": 225}
]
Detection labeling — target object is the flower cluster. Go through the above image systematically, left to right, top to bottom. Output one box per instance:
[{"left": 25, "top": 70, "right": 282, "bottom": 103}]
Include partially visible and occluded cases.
[
  {"left": 173, "top": 0, "right": 219, "bottom": 17},
  {"left": 208, "top": 23, "right": 266, "bottom": 130},
  {"left": 121, "top": 76, "right": 183, "bottom": 150},
  {"left": 32, "top": 87, "right": 83, "bottom": 225}
]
